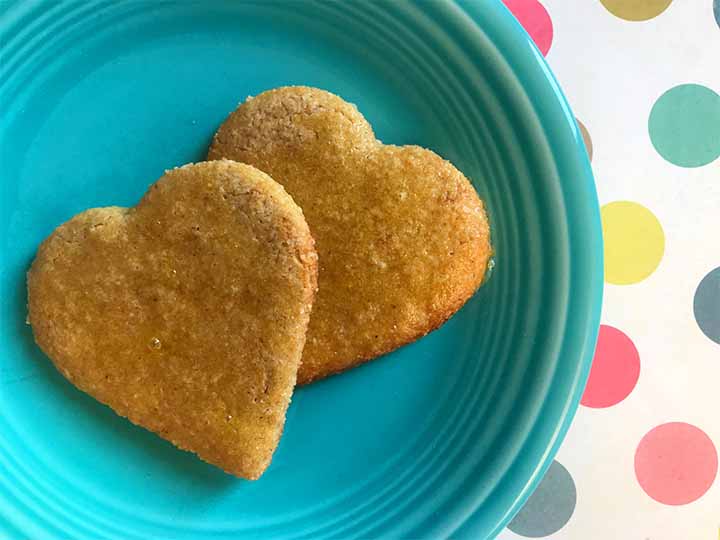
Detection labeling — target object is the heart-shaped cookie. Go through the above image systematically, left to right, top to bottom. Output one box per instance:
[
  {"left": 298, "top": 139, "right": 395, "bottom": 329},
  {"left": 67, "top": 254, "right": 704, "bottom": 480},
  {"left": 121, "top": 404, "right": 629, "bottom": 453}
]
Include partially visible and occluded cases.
[
  {"left": 209, "top": 87, "right": 492, "bottom": 384},
  {"left": 27, "top": 160, "right": 318, "bottom": 479}
]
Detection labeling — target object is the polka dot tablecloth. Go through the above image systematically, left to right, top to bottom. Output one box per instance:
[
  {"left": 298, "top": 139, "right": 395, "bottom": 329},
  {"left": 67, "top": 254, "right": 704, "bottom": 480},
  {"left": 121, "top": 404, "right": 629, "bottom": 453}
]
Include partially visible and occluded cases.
[{"left": 498, "top": 1, "right": 720, "bottom": 539}]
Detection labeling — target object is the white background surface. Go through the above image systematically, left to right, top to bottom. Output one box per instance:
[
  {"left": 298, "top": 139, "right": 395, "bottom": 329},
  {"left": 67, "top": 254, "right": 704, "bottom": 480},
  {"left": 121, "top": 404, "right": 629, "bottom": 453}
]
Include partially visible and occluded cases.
[{"left": 499, "top": 1, "right": 720, "bottom": 539}]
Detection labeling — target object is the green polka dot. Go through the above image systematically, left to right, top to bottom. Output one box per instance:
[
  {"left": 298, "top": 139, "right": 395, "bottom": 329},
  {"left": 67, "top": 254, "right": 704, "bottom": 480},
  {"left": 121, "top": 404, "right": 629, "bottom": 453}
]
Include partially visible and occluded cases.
[{"left": 648, "top": 84, "right": 720, "bottom": 167}]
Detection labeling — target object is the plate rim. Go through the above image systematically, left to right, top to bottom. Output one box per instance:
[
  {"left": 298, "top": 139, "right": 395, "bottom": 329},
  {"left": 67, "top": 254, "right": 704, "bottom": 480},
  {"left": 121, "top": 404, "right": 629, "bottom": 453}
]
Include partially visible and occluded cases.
[{"left": 453, "top": 0, "right": 603, "bottom": 537}]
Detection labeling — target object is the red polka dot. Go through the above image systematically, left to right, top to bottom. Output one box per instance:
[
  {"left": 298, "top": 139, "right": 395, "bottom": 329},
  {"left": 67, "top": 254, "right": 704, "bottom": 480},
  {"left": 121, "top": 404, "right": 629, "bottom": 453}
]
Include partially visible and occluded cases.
[
  {"left": 502, "top": 0, "right": 554, "bottom": 56},
  {"left": 581, "top": 325, "right": 640, "bottom": 408},
  {"left": 635, "top": 423, "right": 718, "bottom": 505}
]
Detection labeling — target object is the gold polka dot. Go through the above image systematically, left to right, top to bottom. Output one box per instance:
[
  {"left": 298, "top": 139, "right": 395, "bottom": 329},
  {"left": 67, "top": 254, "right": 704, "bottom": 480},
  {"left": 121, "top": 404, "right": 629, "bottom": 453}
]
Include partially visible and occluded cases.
[
  {"left": 600, "top": 0, "right": 673, "bottom": 21},
  {"left": 577, "top": 119, "right": 593, "bottom": 161}
]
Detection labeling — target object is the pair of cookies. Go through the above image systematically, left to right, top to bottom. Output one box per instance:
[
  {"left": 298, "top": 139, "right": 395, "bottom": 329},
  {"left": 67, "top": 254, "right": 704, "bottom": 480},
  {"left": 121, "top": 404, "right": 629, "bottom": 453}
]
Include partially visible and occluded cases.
[{"left": 27, "top": 87, "right": 492, "bottom": 479}]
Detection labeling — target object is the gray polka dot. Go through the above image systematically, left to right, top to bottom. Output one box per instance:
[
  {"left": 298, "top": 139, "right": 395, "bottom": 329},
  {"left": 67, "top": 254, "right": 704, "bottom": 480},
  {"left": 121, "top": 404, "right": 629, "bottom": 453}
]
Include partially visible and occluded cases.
[
  {"left": 714, "top": 0, "right": 720, "bottom": 29},
  {"left": 694, "top": 266, "right": 720, "bottom": 344},
  {"left": 508, "top": 460, "right": 577, "bottom": 538}
]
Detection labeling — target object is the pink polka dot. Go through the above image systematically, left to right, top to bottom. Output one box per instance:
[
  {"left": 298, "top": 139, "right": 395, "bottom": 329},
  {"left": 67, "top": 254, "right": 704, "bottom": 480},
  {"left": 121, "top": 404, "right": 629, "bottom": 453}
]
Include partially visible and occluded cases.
[
  {"left": 502, "top": 0, "right": 554, "bottom": 56},
  {"left": 581, "top": 325, "right": 640, "bottom": 408},
  {"left": 635, "top": 422, "right": 718, "bottom": 505}
]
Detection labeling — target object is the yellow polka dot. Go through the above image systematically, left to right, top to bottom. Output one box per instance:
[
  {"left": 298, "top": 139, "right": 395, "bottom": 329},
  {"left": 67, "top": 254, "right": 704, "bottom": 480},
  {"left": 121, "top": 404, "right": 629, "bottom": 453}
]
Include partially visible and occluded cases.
[
  {"left": 599, "top": 0, "right": 673, "bottom": 21},
  {"left": 601, "top": 201, "right": 665, "bottom": 285}
]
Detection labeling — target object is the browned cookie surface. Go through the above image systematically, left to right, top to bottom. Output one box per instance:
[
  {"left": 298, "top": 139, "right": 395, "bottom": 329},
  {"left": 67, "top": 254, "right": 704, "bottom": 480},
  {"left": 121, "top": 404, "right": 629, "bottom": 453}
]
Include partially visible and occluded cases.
[
  {"left": 209, "top": 87, "right": 492, "bottom": 384},
  {"left": 27, "top": 160, "right": 318, "bottom": 479}
]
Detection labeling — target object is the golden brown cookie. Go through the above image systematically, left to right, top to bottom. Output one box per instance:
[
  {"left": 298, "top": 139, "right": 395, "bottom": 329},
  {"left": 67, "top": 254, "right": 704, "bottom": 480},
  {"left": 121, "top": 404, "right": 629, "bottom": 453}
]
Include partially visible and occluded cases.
[
  {"left": 209, "top": 87, "right": 492, "bottom": 384},
  {"left": 27, "top": 160, "right": 318, "bottom": 479}
]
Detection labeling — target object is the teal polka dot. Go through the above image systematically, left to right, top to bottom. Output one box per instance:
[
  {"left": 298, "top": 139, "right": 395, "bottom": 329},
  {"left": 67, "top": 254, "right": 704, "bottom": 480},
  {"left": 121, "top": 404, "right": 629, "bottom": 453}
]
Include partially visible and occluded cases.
[
  {"left": 648, "top": 84, "right": 720, "bottom": 167},
  {"left": 694, "top": 267, "right": 720, "bottom": 344},
  {"left": 508, "top": 460, "right": 577, "bottom": 537}
]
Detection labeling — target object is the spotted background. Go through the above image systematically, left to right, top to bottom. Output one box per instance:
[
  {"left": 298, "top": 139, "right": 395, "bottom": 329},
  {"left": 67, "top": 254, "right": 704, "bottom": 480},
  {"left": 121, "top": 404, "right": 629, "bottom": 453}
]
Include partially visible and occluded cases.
[{"left": 498, "top": 1, "right": 720, "bottom": 539}]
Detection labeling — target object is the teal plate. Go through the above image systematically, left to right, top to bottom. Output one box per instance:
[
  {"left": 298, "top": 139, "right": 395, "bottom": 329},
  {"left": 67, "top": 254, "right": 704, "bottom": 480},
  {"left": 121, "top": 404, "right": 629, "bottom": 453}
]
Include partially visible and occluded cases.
[{"left": 0, "top": 1, "right": 602, "bottom": 539}]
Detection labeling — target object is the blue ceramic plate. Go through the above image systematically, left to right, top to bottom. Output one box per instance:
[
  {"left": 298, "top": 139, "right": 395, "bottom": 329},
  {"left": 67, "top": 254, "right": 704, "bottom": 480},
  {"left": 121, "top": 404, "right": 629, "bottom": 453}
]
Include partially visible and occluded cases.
[{"left": 0, "top": 1, "right": 602, "bottom": 539}]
